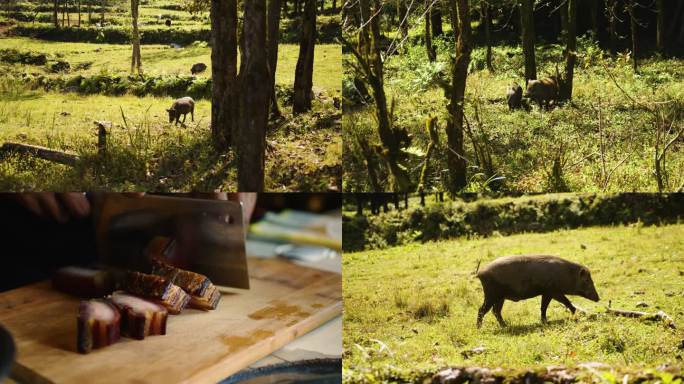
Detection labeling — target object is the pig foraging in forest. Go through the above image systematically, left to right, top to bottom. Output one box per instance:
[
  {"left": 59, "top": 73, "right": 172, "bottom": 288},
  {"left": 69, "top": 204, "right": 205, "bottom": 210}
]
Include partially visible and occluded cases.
[
  {"left": 190, "top": 63, "right": 207, "bottom": 75},
  {"left": 524, "top": 76, "right": 559, "bottom": 109},
  {"left": 507, "top": 83, "right": 523, "bottom": 110},
  {"left": 167, "top": 97, "right": 194, "bottom": 125},
  {"left": 475, "top": 255, "right": 599, "bottom": 328}
]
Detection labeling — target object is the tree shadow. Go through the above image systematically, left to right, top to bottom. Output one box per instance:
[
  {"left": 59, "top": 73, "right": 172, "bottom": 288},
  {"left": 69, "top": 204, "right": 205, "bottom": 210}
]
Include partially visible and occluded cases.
[{"left": 491, "top": 318, "right": 568, "bottom": 336}]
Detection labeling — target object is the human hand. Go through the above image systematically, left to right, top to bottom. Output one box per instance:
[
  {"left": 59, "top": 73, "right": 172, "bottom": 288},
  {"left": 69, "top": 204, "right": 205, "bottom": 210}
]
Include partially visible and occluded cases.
[{"left": 13, "top": 193, "right": 91, "bottom": 223}]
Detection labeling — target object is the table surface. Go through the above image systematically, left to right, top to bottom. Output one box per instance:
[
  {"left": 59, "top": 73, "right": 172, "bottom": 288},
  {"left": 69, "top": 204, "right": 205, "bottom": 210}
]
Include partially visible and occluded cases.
[{"left": 243, "top": 238, "right": 342, "bottom": 371}]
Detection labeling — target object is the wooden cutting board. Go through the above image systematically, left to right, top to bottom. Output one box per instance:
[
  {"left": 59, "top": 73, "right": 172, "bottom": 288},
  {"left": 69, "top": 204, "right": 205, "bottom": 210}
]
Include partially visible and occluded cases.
[{"left": 0, "top": 258, "right": 342, "bottom": 384}]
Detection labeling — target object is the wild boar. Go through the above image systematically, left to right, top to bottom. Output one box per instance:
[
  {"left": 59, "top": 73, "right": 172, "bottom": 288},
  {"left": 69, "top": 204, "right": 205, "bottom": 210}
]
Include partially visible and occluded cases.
[
  {"left": 190, "top": 63, "right": 207, "bottom": 75},
  {"left": 524, "top": 76, "right": 559, "bottom": 109},
  {"left": 507, "top": 83, "right": 523, "bottom": 110},
  {"left": 167, "top": 97, "right": 194, "bottom": 125},
  {"left": 476, "top": 255, "right": 599, "bottom": 328}
]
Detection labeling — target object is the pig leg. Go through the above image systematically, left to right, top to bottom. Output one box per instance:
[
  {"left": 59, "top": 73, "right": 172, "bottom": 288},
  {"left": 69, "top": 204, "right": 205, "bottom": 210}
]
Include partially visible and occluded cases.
[
  {"left": 191, "top": 107, "right": 194, "bottom": 122},
  {"left": 540, "top": 294, "right": 551, "bottom": 323},
  {"left": 553, "top": 295, "right": 576, "bottom": 314},
  {"left": 476, "top": 298, "right": 495, "bottom": 328},
  {"left": 492, "top": 299, "right": 506, "bottom": 327}
]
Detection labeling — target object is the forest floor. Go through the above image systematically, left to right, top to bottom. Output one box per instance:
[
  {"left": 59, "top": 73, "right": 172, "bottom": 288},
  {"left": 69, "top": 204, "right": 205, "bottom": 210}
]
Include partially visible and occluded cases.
[
  {"left": 0, "top": 1, "right": 341, "bottom": 191},
  {"left": 343, "top": 33, "right": 684, "bottom": 193},
  {"left": 343, "top": 224, "right": 684, "bottom": 382}
]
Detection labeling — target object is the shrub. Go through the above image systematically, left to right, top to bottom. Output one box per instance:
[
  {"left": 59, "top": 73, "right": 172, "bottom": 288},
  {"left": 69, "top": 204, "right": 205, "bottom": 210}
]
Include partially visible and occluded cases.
[{"left": 343, "top": 194, "right": 684, "bottom": 251}]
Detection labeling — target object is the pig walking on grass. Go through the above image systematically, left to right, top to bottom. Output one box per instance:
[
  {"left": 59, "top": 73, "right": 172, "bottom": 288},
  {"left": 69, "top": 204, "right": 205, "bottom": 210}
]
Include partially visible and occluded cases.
[
  {"left": 524, "top": 76, "right": 559, "bottom": 109},
  {"left": 167, "top": 97, "right": 195, "bottom": 125},
  {"left": 476, "top": 255, "right": 599, "bottom": 328}
]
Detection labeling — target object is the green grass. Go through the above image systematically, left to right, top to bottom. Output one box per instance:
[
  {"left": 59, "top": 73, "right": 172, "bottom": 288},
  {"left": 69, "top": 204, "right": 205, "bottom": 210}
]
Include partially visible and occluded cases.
[
  {"left": 0, "top": 37, "right": 342, "bottom": 93},
  {"left": 343, "top": 224, "right": 684, "bottom": 378}
]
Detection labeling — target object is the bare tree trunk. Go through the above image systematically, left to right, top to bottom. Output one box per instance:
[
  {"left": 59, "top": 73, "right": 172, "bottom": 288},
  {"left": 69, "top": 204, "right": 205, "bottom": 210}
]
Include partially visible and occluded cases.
[
  {"left": 53, "top": 0, "right": 59, "bottom": 28},
  {"left": 77, "top": 0, "right": 80, "bottom": 26},
  {"left": 87, "top": 0, "right": 91, "bottom": 24},
  {"left": 130, "top": 0, "right": 142, "bottom": 74},
  {"left": 211, "top": 0, "right": 238, "bottom": 150},
  {"left": 238, "top": 0, "right": 270, "bottom": 191},
  {"left": 266, "top": 0, "right": 282, "bottom": 118},
  {"left": 292, "top": 0, "right": 316, "bottom": 114},
  {"left": 332, "top": 0, "right": 336, "bottom": 13},
  {"left": 397, "top": 0, "right": 408, "bottom": 39},
  {"left": 424, "top": 0, "right": 436, "bottom": 62},
  {"left": 446, "top": 0, "right": 472, "bottom": 192},
  {"left": 483, "top": 0, "right": 493, "bottom": 71},
  {"left": 520, "top": 0, "right": 537, "bottom": 81},
  {"left": 559, "top": 0, "right": 577, "bottom": 101},
  {"left": 559, "top": 0, "right": 568, "bottom": 44},
  {"left": 589, "top": 0, "right": 599, "bottom": 39},
  {"left": 608, "top": 0, "right": 618, "bottom": 55},
  {"left": 628, "top": 0, "right": 638, "bottom": 72},
  {"left": 656, "top": 0, "right": 665, "bottom": 53},
  {"left": 430, "top": 4, "right": 443, "bottom": 36}
]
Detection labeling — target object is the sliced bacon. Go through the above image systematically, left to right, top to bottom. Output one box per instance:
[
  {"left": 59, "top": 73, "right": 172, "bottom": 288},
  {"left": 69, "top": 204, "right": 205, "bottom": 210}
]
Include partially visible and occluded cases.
[
  {"left": 150, "top": 259, "right": 221, "bottom": 310},
  {"left": 53, "top": 266, "right": 114, "bottom": 298},
  {"left": 121, "top": 271, "right": 190, "bottom": 314},
  {"left": 110, "top": 291, "right": 167, "bottom": 339},
  {"left": 77, "top": 299, "right": 120, "bottom": 354}
]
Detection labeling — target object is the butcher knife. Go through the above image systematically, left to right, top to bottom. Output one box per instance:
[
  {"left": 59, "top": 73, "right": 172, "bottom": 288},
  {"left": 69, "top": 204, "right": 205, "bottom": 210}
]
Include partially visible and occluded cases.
[{"left": 91, "top": 193, "right": 250, "bottom": 289}]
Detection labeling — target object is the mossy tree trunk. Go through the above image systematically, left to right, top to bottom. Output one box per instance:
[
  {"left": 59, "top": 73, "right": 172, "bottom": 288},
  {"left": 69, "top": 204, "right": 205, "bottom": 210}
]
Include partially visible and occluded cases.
[
  {"left": 130, "top": 0, "right": 142, "bottom": 75},
  {"left": 210, "top": 0, "right": 238, "bottom": 150},
  {"left": 238, "top": 0, "right": 270, "bottom": 191},
  {"left": 266, "top": 0, "right": 282, "bottom": 118},
  {"left": 293, "top": 0, "right": 316, "bottom": 114},
  {"left": 445, "top": 0, "right": 472, "bottom": 192},
  {"left": 520, "top": 0, "right": 537, "bottom": 81},
  {"left": 559, "top": 0, "right": 577, "bottom": 101}
]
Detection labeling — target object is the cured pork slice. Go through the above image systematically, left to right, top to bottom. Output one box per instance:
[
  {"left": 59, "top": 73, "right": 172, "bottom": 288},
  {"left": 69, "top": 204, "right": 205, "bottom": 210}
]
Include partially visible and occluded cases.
[
  {"left": 150, "top": 259, "right": 221, "bottom": 310},
  {"left": 53, "top": 266, "right": 114, "bottom": 298},
  {"left": 122, "top": 271, "right": 190, "bottom": 314},
  {"left": 111, "top": 291, "right": 168, "bottom": 339},
  {"left": 77, "top": 299, "right": 120, "bottom": 354}
]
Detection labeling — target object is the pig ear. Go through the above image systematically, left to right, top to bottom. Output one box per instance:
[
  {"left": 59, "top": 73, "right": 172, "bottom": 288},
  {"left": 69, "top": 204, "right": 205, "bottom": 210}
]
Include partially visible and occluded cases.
[{"left": 579, "top": 268, "right": 589, "bottom": 279}]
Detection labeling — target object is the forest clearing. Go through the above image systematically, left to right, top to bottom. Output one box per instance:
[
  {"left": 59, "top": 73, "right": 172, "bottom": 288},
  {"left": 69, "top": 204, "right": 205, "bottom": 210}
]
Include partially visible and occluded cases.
[
  {"left": 0, "top": 0, "right": 342, "bottom": 191},
  {"left": 342, "top": 0, "right": 684, "bottom": 194}
]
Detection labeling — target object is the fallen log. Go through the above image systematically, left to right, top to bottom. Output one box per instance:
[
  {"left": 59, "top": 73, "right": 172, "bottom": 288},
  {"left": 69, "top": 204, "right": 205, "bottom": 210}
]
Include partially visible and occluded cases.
[
  {"left": 0, "top": 142, "right": 80, "bottom": 166},
  {"left": 606, "top": 307, "right": 677, "bottom": 329}
]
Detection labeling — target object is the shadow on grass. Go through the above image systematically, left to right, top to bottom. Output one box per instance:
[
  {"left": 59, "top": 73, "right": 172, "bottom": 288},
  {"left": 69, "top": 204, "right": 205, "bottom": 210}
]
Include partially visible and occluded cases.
[{"left": 491, "top": 318, "right": 569, "bottom": 336}]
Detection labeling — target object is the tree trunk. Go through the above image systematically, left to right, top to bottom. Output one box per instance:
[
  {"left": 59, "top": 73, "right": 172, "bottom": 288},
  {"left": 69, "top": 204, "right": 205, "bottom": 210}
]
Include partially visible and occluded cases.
[
  {"left": 53, "top": 0, "right": 59, "bottom": 27},
  {"left": 62, "top": 0, "right": 66, "bottom": 26},
  {"left": 77, "top": 0, "right": 80, "bottom": 26},
  {"left": 87, "top": 0, "right": 91, "bottom": 24},
  {"left": 130, "top": 0, "right": 142, "bottom": 74},
  {"left": 210, "top": 0, "right": 238, "bottom": 150},
  {"left": 238, "top": 0, "right": 270, "bottom": 191},
  {"left": 266, "top": 0, "right": 282, "bottom": 118},
  {"left": 292, "top": 0, "right": 316, "bottom": 114},
  {"left": 293, "top": 0, "right": 299, "bottom": 16},
  {"left": 332, "top": 0, "right": 336, "bottom": 13},
  {"left": 397, "top": 0, "right": 408, "bottom": 39},
  {"left": 424, "top": 0, "right": 436, "bottom": 62},
  {"left": 445, "top": 0, "right": 472, "bottom": 193},
  {"left": 483, "top": 0, "right": 493, "bottom": 71},
  {"left": 520, "top": 0, "right": 537, "bottom": 81},
  {"left": 559, "top": 0, "right": 577, "bottom": 101},
  {"left": 559, "top": 0, "right": 568, "bottom": 45},
  {"left": 589, "top": 0, "right": 599, "bottom": 39},
  {"left": 608, "top": 0, "right": 618, "bottom": 55},
  {"left": 628, "top": 0, "right": 638, "bottom": 72},
  {"left": 656, "top": 0, "right": 665, "bottom": 53},
  {"left": 430, "top": 4, "right": 443, "bottom": 36}
]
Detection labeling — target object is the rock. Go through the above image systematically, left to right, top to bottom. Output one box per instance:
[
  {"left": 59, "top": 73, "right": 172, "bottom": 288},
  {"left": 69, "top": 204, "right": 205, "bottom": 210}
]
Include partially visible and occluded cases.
[
  {"left": 59, "top": 111, "right": 70, "bottom": 116},
  {"left": 94, "top": 120, "right": 112, "bottom": 130},
  {"left": 636, "top": 301, "right": 649, "bottom": 308},
  {"left": 461, "top": 346, "right": 487, "bottom": 359},
  {"left": 578, "top": 362, "right": 611, "bottom": 369}
]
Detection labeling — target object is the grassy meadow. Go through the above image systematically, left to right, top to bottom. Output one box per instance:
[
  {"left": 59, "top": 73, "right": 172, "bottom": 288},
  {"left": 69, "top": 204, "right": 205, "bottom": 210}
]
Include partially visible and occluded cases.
[
  {"left": 0, "top": 0, "right": 342, "bottom": 191},
  {"left": 343, "top": 30, "right": 684, "bottom": 193},
  {"left": 343, "top": 224, "right": 684, "bottom": 381}
]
